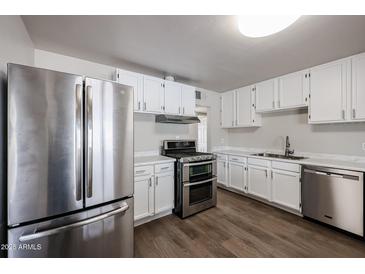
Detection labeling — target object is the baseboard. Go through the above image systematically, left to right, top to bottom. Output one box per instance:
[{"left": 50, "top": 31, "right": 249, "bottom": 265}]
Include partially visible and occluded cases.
[{"left": 134, "top": 209, "right": 173, "bottom": 227}]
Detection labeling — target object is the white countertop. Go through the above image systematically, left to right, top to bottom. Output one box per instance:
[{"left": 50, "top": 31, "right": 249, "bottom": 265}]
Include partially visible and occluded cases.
[
  {"left": 214, "top": 149, "right": 365, "bottom": 172},
  {"left": 134, "top": 155, "right": 175, "bottom": 166}
]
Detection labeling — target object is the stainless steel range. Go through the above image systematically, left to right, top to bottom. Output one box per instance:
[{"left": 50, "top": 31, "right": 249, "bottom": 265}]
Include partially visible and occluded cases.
[{"left": 162, "top": 140, "right": 217, "bottom": 218}]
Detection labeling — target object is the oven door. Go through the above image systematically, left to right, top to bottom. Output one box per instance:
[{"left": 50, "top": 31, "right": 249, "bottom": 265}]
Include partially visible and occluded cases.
[
  {"left": 182, "top": 160, "right": 217, "bottom": 182},
  {"left": 182, "top": 177, "right": 217, "bottom": 218}
]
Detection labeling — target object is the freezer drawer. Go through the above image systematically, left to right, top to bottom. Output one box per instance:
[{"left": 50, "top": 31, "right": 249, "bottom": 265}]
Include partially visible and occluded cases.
[
  {"left": 302, "top": 166, "right": 364, "bottom": 236},
  {"left": 8, "top": 198, "right": 134, "bottom": 258}
]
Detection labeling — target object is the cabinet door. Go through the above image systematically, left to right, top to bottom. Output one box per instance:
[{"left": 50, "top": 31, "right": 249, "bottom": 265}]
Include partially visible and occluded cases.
[
  {"left": 351, "top": 53, "right": 365, "bottom": 120},
  {"left": 309, "top": 59, "right": 349, "bottom": 123},
  {"left": 117, "top": 69, "right": 144, "bottom": 111},
  {"left": 278, "top": 70, "right": 309, "bottom": 109},
  {"left": 143, "top": 76, "right": 165, "bottom": 113},
  {"left": 255, "top": 79, "right": 277, "bottom": 112},
  {"left": 164, "top": 81, "right": 182, "bottom": 115},
  {"left": 181, "top": 84, "right": 196, "bottom": 116},
  {"left": 236, "top": 86, "right": 252, "bottom": 126},
  {"left": 221, "top": 91, "right": 235, "bottom": 128},
  {"left": 217, "top": 160, "right": 228, "bottom": 187},
  {"left": 228, "top": 162, "right": 245, "bottom": 192},
  {"left": 247, "top": 165, "right": 269, "bottom": 200},
  {"left": 271, "top": 169, "right": 301, "bottom": 211},
  {"left": 155, "top": 173, "right": 174, "bottom": 214},
  {"left": 134, "top": 176, "right": 153, "bottom": 220}
]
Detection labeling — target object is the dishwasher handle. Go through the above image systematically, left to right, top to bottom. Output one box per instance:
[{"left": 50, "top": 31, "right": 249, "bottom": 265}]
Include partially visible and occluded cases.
[{"left": 303, "top": 168, "right": 360, "bottom": 181}]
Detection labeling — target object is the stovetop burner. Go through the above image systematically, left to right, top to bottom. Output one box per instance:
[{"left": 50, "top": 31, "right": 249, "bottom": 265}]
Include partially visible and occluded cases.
[{"left": 162, "top": 140, "right": 215, "bottom": 162}]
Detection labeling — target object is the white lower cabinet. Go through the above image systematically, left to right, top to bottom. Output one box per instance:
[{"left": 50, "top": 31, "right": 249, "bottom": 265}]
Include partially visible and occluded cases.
[
  {"left": 216, "top": 153, "right": 302, "bottom": 214},
  {"left": 217, "top": 160, "right": 228, "bottom": 187},
  {"left": 228, "top": 161, "right": 246, "bottom": 192},
  {"left": 134, "top": 163, "right": 174, "bottom": 225},
  {"left": 247, "top": 165, "right": 270, "bottom": 200},
  {"left": 271, "top": 169, "right": 301, "bottom": 211},
  {"left": 155, "top": 172, "right": 174, "bottom": 214},
  {"left": 134, "top": 175, "right": 154, "bottom": 220}
]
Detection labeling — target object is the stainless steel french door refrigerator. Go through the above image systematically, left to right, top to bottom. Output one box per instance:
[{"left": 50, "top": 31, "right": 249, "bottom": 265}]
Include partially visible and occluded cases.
[{"left": 7, "top": 64, "right": 134, "bottom": 258}]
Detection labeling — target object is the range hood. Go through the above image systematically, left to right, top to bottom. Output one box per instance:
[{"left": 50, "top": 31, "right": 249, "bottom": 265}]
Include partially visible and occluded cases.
[{"left": 155, "top": 114, "right": 200, "bottom": 124}]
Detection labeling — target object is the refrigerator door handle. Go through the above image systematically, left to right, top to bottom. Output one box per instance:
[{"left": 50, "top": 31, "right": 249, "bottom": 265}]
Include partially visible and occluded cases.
[
  {"left": 75, "top": 84, "right": 82, "bottom": 201},
  {"left": 86, "top": 85, "right": 93, "bottom": 198},
  {"left": 18, "top": 202, "right": 129, "bottom": 242}
]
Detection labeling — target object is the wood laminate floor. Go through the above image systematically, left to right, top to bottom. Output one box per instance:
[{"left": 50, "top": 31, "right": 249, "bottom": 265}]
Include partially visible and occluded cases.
[{"left": 134, "top": 189, "right": 365, "bottom": 257}]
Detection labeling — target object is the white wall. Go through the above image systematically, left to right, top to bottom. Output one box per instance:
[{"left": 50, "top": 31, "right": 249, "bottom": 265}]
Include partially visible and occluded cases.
[
  {"left": 0, "top": 15, "right": 34, "bottom": 256},
  {"left": 34, "top": 49, "right": 199, "bottom": 153},
  {"left": 224, "top": 108, "right": 365, "bottom": 156}
]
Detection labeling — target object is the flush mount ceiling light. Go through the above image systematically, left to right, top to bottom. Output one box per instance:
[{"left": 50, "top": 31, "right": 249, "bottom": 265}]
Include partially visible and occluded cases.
[{"left": 237, "top": 15, "right": 301, "bottom": 38}]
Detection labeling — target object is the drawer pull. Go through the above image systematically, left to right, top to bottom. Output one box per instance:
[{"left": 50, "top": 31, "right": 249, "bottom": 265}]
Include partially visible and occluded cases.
[{"left": 136, "top": 170, "right": 146, "bottom": 174}]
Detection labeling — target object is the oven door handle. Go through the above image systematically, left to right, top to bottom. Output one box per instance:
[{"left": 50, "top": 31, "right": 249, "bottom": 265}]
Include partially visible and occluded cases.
[
  {"left": 183, "top": 160, "right": 215, "bottom": 167},
  {"left": 184, "top": 177, "right": 216, "bottom": 187}
]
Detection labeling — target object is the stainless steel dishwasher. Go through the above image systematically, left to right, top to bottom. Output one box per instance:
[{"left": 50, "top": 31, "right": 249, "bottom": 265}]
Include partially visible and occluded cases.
[{"left": 302, "top": 165, "right": 364, "bottom": 237}]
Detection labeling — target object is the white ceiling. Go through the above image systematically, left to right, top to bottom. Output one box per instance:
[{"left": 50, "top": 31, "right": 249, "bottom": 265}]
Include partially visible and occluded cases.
[{"left": 22, "top": 15, "right": 365, "bottom": 92}]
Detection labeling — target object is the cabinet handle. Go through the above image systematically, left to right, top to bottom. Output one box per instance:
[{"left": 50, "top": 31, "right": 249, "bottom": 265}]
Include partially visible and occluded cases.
[
  {"left": 305, "top": 97, "right": 307, "bottom": 102},
  {"left": 138, "top": 101, "right": 141, "bottom": 110},
  {"left": 144, "top": 102, "right": 146, "bottom": 111},
  {"left": 178, "top": 107, "right": 181, "bottom": 114},
  {"left": 183, "top": 107, "right": 185, "bottom": 114},
  {"left": 353, "top": 108, "right": 356, "bottom": 119},
  {"left": 342, "top": 109, "right": 345, "bottom": 120},
  {"left": 265, "top": 169, "right": 268, "bottom": 178},
  {"left": 271, "top": 170, "right": 273, "bottom": 179},
  {"left": 155, "top": 176, "right": 158, "bottom": 186},
  {"left": 149, "top": 177, "right": 152, "bottom": 187}
]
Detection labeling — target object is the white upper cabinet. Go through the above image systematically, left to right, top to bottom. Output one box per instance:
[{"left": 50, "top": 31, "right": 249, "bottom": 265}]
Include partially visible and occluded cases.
[
  {"left": 351, "top": 53, "right": 365, "bottom": 121},
  {"left": 308, "top": 58, "right": 350, "bottom": 124},
  {"left": 116, "top": 67, "right": 196, "bottom": 116},
  {"left": 116, "top": 69, "right": 144, "bottom": 111},
  {"left": 278, "top": 70, "right": 309, "bottom": 109},
  {"left": 143, "top": 75, "right": 165, "bottom": 113},
  {"left": 255, "top": 79, "right": 278, "bottom": 112},
  {"left": 164, "top": 81, "right": 182, "bottom": 115},
  {"left": 181, "top": 84, "right": 196, "bottom": 116},
  {"left": 220, "top": 87, "right": 261, "bottom": 128},
  {"left": 220, "top": 90, "right": 235, "bottom": 128}
]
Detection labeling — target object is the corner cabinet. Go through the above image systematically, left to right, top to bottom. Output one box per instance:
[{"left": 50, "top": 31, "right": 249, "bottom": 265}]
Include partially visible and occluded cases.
[{"left": 220, "top": 87, "right": 261, "bottom": 128}]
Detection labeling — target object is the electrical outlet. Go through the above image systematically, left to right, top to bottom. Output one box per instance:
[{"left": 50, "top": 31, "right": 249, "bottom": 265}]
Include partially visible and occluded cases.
[{"left": 362, "top": 143, "right": 365, "bottom": 151}]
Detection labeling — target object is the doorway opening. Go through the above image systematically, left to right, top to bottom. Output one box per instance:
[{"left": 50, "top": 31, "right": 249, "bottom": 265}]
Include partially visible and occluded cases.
[{"left": 196, "top": 108, "right": 208, "bottom": 152}]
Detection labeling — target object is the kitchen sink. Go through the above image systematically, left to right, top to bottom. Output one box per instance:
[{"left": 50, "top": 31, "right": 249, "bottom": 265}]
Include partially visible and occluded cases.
[{"left": 251, "top": 152, "right": 308, "bottom": 160}]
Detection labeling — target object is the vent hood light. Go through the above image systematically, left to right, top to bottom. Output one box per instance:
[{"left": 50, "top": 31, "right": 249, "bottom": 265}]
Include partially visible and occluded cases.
[{"left": 237, "top": 15, "right": 300, "bottom": 38}]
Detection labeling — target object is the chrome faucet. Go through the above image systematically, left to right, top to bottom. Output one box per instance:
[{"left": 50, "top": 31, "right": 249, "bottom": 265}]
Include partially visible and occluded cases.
[{"left": 285, "top": 136, "right": 294, "bottom": 157}]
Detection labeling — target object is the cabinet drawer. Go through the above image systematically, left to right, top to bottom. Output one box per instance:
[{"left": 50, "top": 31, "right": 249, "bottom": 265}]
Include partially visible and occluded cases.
[
  {"left": 216, "top": 153, "right": 228, "bottom": 161},
  {"left": 229, "top": 155, "right": 246, "bottom": 163},
  {"left": 248, "top": 157, "right": 270, "bottom": 167},
  {"left": 272, "top": 161, "right": 300, "bottom": 173},
  {"left": 155, "top": 163, "right": 174, "bottom": 174},
  {"left": 134, "top": 165, "right": 154, "bottom": 177}
]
